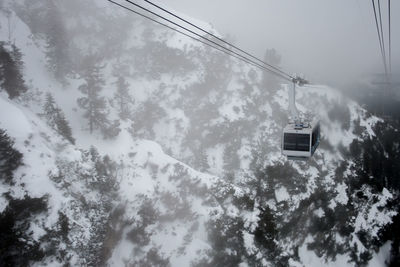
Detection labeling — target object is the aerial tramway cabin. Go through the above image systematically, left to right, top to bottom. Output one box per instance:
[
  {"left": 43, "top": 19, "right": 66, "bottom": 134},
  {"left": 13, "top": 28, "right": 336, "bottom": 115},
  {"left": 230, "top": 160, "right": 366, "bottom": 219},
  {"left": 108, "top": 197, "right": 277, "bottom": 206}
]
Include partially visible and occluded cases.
[{"left": 282, "top": 120, "right": 320, "bottom": 159}]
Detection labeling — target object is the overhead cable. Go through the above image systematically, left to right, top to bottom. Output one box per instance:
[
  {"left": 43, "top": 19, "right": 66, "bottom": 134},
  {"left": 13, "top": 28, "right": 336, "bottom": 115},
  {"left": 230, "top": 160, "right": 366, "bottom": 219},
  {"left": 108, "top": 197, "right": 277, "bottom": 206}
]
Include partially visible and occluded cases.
[
  {"left": 106, "top": 0, "right": 292, "bottom": 81},
  {"left": 121, "top": 0, "right": 293, "bottom": 81},
  {"left": 143, "top": 0, "right": 293, "bottom": 80},
  {"left": 371, "top": 0, "right": 388, "bottom": 77},
  {"left": 377, "top": 0, "right": 388, "bottom": 76},
  {"left": 388, "top": 0, "right": 391, "bottom": 74}
]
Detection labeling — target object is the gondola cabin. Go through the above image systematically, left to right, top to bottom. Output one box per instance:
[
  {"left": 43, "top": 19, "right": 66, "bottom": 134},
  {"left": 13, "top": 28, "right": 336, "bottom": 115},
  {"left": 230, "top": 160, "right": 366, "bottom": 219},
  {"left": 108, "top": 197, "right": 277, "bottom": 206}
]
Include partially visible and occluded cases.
[{"left": 282, "top": 120, "right": 320, "bottom": 159}]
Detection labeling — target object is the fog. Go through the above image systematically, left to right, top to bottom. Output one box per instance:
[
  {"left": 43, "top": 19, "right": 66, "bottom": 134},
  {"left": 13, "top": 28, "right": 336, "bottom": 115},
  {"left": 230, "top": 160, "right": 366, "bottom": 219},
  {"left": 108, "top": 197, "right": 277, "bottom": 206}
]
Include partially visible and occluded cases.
[
  {"left": 163, "top": 0, "right": 399, "bottom": 87},
  {"left": 1, "top": 1, "right": 400, "bottom": 266}
]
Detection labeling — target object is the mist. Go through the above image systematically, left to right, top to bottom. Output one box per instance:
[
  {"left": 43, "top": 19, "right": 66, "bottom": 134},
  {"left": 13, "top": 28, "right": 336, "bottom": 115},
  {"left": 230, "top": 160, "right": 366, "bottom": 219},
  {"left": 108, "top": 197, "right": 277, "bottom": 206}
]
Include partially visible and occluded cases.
[
  {"left": 1, "top": 0, "right": 400, "bottom": 266},
  {"left": 163, "top": 0, "right": 399, "bottom": 87}
]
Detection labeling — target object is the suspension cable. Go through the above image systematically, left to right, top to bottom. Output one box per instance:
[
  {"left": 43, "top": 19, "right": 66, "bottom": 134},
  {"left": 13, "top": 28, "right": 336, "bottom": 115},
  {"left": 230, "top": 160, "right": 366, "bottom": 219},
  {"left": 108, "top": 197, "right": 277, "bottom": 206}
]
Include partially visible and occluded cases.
[
  {"left": 106, "top": 0, "right": 292, "bottom": 81},
  {"left": 122, "top": 0, "right": 293, "bottom": 81},
  {"left": 142, "top": 0, "right": 293, "bottom": 80},
  {"left": 371, "top": 0, "right": 388, "bottom": 77},
  {"left": 377, "top": 0, "right": 388, "bottom": 76},
  {"left": 388, "top": 0, "right": 391, "bottom": 75}
]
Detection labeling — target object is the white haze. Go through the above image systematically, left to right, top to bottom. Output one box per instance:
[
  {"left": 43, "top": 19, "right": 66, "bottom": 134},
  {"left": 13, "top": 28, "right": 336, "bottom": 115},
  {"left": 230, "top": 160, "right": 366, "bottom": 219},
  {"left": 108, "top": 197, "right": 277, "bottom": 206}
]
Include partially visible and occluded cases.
[{"left": 162, "top": 0, "right": 399, "bottom": 86}]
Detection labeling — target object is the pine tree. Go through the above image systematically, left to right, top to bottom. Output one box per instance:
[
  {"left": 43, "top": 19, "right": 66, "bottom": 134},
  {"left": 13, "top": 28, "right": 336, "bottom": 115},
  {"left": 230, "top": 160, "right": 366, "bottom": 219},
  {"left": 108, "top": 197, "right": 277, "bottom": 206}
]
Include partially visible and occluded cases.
[
  {"left": 0, "top": 42, "right": 27, "bottom": 99},
  {"left": 10, "top": 44, "right": 25, "bottom": 78},
  {"left": 77, "top": 58, "right": 109, "bottom": 134},
  {"left": 113, "top": 76, "right": 133, "bottom": 120},
  {"left": 43, "top": 93, "right": 75, "bottom": 144},
  {"left": 43, "top": 93, "right": 58, "bottom": 128},
  {"left": 55, "top": 111, "right": 75, "bottom": 144},
  {"left": 0, "top": 129, "right": 23, "bottom": 184},
  {"left": 223, "top": 141, "right": 241, "bottom": 175},
  {"left": 89, "top": 145, "right": 100, "bottom": 162},
  {"left": 194, "top": 147, "right": 209, "bottom": 172},
  {"left": 94, "top": 154, "right": 118, "bottom": 194}
]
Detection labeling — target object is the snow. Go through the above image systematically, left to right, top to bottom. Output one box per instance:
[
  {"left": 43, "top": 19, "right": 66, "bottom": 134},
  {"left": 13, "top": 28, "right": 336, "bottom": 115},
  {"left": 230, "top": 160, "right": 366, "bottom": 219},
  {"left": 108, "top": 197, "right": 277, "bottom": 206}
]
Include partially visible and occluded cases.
[
  {"left": 143, "top": 0, "right": 220, "bottom": 37},
  {"left": 0, "top": 2, "right": 396, "bottom": 266},
  {"left": 0, "top": 10, "right": 57, "bottom": 92},
  {"left": 274, "top": 84, "right": 289, "bottom": 109},
  {"left": 218, "top": 93, "right": 246, "bottom": 122},
  {"left": 0, "top": 95, "right": 32, "bottom": 142},
  {"left": 0, "top": 95, "right": 67, "bottom": 229},
  {"left": 153, "top": 107, "right": 190, "bottom": 156},
  {"left": 358, "top": 108, "right": 381, "bottom": 138},
  {"left": 325, "top": 120, "right": 356, "bottom": 148},
  {"left": 238, "top": 138, "right": 252, "bottom": 170},
  {"left": 206, "top": 144, "right": 225, "bottom": 175},
  {"left": 335, "top": 183, "right": 349, "bottom": 205},
  {"left": 0, "top": 186, "right": 8, "bottom": 213},
  {"left": 275, "top": 186, "right": 290, "bottom": 203},
  {"left": 353, "top": 187, "right": 397, "bottom": 239},
  {"left": 353, "top": 187, "right": 397, "bottom": 238},
  {"left": 314, "top": 207, "right": 325, "bottom": 218},
  {"left": 242, "top": 208, "right": 261, "bottom": 232},
  {"left": 151, "top": 221, "right": 210, "bottom": 267},
  {"left": 108, "top": 230, "right": 135, "bottom": 266},
  {"left": 243, "top": 232, "right": 257, "bottom": 255},
  {"left": 298, "top": 236, "right": 384, "bottom": 267},
  {"left": 299, "top": 239, "right": 353, "bottom": 267},
  {"left": 367, "top": 241, "right": 392, "bottom": 267},
  {"left": 288, "top": 258, "right": 304, "bottom": 267}
]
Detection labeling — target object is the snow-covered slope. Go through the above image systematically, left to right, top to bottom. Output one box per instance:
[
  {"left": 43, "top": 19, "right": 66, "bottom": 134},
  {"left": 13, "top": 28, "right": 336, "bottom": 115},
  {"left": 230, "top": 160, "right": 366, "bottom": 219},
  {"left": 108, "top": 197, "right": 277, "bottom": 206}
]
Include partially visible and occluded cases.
[{"left": 0, "top": 92, "right": 236, "bottom": 265}]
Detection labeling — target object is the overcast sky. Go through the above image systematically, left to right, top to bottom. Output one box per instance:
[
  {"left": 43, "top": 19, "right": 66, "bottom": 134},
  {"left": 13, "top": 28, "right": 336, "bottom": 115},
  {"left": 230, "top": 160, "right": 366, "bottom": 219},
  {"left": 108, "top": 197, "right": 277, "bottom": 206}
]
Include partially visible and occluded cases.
[{"left": 161, "top": 0, "right": 398, "bottom": 86}]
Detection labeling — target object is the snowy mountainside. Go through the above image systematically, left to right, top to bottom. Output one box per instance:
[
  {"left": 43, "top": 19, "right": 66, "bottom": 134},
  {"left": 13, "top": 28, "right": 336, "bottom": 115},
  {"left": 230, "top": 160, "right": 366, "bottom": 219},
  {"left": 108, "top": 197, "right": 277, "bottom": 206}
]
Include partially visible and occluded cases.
[
  {"left": 1, "top": 0, "right": 399, "bottom": 266},
  {"left": 0, "top": 92, "right": 235, "bottom": 266}
]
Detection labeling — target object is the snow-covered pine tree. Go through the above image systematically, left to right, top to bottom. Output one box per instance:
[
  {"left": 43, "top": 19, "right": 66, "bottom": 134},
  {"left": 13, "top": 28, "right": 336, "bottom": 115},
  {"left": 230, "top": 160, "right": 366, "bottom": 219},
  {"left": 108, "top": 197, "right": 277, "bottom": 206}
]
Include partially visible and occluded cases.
[
  {"left": 0, "top": 42, "right": 27, "bottom": 99},
  {"left": 10, "top": 43, "right": 26, "bottom": 84},
  {"left": 77, "top": 57, "right": 109, "bottom": 134},
  {"left": 113, "top": 76, "right": 133, "bottom": 121},
  {"left": 43, "top": 92, "right": 58, "bottom": 128},
  {"left": 43, "top": 93, "right": 75, "bottom": 144},
  {"left": 55, "top": 111, "right": 75, "bottom": 144},
  {"left": 0, "top": 129, "right": 23, "bottom": 184},
  {"left": 223, "top": 140, "right": 241, "bottom": 177},
  {"left": 89, "top": 145, "right": 100, "bottom": 162},
  {"left": 88, "top": 146, "right": 118, "bottom": 195},
  {"left": 194, "top": 147, "right": 210, "bottom": 172},
  {"left": 95, "top": 154, "right": 118, "bottom": 195}
]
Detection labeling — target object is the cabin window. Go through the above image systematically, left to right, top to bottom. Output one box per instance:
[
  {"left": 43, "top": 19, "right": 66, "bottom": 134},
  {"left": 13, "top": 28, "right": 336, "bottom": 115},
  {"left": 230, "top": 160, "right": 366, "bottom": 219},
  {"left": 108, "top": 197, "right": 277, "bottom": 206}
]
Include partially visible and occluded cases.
[{"left": 284, "top": 133, "right": 310, "bottom": 152}]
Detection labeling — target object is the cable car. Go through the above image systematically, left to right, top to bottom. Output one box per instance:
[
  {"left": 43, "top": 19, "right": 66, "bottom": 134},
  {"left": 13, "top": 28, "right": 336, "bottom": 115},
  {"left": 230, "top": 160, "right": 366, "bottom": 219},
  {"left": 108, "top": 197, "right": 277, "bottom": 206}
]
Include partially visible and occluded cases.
[
  {"left": 281, "top": 78, "right": 320, "bottom": 159},
  {"left": 282, "top": 120, "right": 320, "bottom": 159}
]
